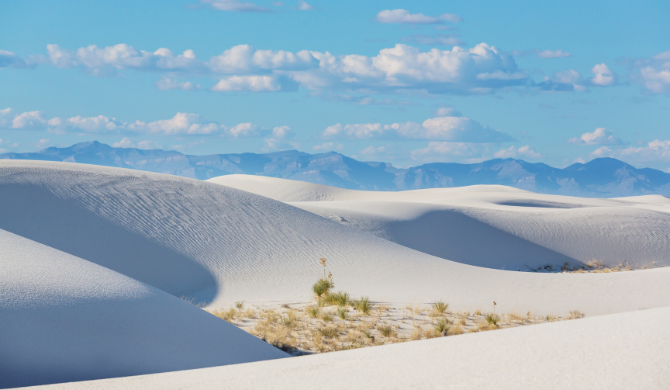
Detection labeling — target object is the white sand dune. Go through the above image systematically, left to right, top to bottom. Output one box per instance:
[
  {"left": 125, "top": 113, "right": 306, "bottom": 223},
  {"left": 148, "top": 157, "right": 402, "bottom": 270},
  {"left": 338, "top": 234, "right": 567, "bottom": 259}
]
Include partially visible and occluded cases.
[
  {"left": 0, "top": 161, "right": 668, "bottom": 318},
  {"left": 211, "top": 174, "right": 670, "bottom": 269},
  {"left": 0, "top": 229, "right": 287, "bottom": 389},
  {"left": 29, "top": 306, "right": 670, "bottom": 390}
]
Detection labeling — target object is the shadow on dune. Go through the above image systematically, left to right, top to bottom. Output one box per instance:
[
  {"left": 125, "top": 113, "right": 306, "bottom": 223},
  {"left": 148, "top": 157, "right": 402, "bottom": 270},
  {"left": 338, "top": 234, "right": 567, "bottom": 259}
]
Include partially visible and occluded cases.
[
  {"left": 0, "top": 184, "right": 217, "bottom": 303},
  {"left": 497, "top": 200, "right": 587, "bottom": 209},
  {"left": 382, "top": 209, "right": 581, "bottom": 270}
]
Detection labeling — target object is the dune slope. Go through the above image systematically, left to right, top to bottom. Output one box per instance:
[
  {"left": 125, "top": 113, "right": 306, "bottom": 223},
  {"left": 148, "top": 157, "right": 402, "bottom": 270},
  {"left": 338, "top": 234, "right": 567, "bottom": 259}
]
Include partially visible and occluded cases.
[
  {"left": 1, "top": 161, "right": 670, "bottom": 317},
  {"left": 212, "top": 174, "right": 670, "bottom": 269},
  {"left": 0, "top": 229, "right": 287, "bottom": 389},
  {"left": 29, "top": 306, "right": 670, "bottom": 390}
]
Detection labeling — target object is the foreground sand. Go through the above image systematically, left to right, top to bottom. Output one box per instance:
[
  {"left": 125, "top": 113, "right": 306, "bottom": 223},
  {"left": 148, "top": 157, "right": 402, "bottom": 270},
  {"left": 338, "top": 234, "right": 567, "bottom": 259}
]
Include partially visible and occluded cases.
[{"left": 29, "top": 306, "right": 670, "bottom": 390}]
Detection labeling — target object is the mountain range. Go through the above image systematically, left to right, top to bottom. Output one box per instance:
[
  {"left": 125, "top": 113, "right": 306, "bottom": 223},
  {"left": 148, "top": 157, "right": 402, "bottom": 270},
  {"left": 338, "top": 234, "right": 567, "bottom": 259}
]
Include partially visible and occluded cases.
[{"left": 1, "top": 141, "right": 669, "bottom": 197}]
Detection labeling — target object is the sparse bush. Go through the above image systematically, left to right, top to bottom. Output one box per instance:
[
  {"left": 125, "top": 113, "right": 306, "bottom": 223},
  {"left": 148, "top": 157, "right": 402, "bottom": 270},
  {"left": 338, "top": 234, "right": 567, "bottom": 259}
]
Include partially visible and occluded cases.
[
  {"left": 313, "top": 278, "right": 334, "bottom": 297},
  {"left": 330, "top": 291, "right": 350, "bottom": 307},
  {"left": 354, "top": 296, "right": 373, "bottom": 314},
  {"left": 432, "top": 300, "right": 449, "bottom": 314},
  {"left": 235, "top": 301, "right": 244, "bottom": 310},
  {"left": 307, "top": 306, "right": 320, "bottom": 318},
  {"left": 337, "top": 307, "right": 348, "bottom": 320},
  {"left": 213, "top": 308, "right": 236, "bottom": 323},
  {"left": 281, "top": 310, "right": 297, "bottom": 328},
  {"left": 568, "top": 310, "right": 585, "bottom": 319},
  {"left": 322, "top": 313, "right": 333, "bottom": 323},
  {"left": 485, "top": 313, "right": 500, "bottom": 326},
  {"left": 433, "top": 318, "right": 450, "bottom": 335},
  {"left": 377, "top": 324, "right": 393, "bottom": 337},
  {"left": 448, "top": 325, "right": 464, "bottom": 336},
  {"left": 319, "top": 326, "right": 339, "bottom": 338},
  {"left": 410, "top": 328, "right": 423, "bottom": 340}
]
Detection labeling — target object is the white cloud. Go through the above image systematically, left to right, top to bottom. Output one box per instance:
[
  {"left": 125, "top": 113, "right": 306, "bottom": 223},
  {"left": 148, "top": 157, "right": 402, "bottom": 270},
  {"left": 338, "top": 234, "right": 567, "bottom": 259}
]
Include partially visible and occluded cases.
[
  {"left": 201, "top": 0, "right": 271, "bottom": 12},
  {"left": 297, "top": 1, "right": 315, "bottom": 10},
  {"left": 376, "top": 9, "right": 462, "bottom": 24},
  {"left": 400, "top": 34, "right": 463, "bottom": 46},
  {"left": 206, "top": 44, "right": 317, "bottom": 74},
  {"left": 0, "top": 50, "right": 31, "bottom": 68},
  {"left": 536, "top": 50, "right": 571, "bottom": 59},
  {"left": 628, "top": 50, "right": 670, "bottom": 94},
  {"left": 590, "top": 63, "right": 616, "bottom": 86},
  {"left": 211, "top": 75, "right": 282, "bottom": 91},
  {"left": 155, "top": 77, "right": 200, "bottom": 90},
  {"left": 434, "top": 107, "right": 462, "bottom": 117},
  {"left": 12, "top": 111, "right": 47, "bottom": 130},
  {"left": 129, "top": 113, "right": 221, "bottom": 135},
  {"left": 48, "top": 115, "right": 122, "bottom": 134},
  {"left": 323, "top": 115, "right": 513, "bottom": 143},
  {"left": 226, "top": 122, "right": 262, "bottom": 137},
  {"left": 271, "top": 125, "right": 292, "bottom": 138},
  {"left": 568, "top": 128, "right": 623, "bottom": 145},
  {"left": 112, "top": 138, "right": 162, "bottom": 149},
  {"left": 589, "top": 140, "right": 670, "bottom": 163},
  {"left": 313, "top": 142, "right": 343, "bottom": 152},
  {"left": 494, "top": 145, "right": 542, "bottom": 159},
  {"left": 359, "top": 146, "right": 385, "bottom": 156}
]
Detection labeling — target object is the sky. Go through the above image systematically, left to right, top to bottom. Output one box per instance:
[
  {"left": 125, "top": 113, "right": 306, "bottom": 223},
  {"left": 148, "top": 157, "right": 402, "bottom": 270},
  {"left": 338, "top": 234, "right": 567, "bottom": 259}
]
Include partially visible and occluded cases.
[{"left": 1, "top": 0, "right": 669, "bottom": 169}]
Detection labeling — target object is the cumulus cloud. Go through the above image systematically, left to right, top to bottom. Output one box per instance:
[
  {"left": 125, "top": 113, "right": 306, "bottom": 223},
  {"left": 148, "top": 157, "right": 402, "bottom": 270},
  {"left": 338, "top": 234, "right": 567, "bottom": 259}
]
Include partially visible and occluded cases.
[
  {"left": 201, "top": 0, "right": 271, "bottom": 12},
  {"left": 296, "top": 1, "right": 315, "bottom": 10},
  {"left": 376, "top": 9, "right": 462, "bottom": 24},
  {"left": 400, "top": 34, "right": 464, "bottom": 46},
  {"left": 38, "top": 42, "right": 529, "bottom": 95},
  {"left": 513, "top": 49, "right": 571, "bottom": 59},
  {"left": 0, "top": 50, "right": 32, "bottom": 68},
  {"left": 627, "top": 50, "right": 670, "bottom": 94},
  {"left": 536, "top": 63, "right": 616, "bottom": 91},
  {"left": 590, "top": 63, "right": 616, "bottom": 86},
  {"left": 211, "top": 75, "right": 282, "bottom": 91},
  {"left": 155, "top": 77, "right": 201, "bottom": 90},
  {"left": 0, "top": 109, "right": 48, "bottom": 130},
  {"left": 129, "top": 113, "right": 220, "bottom": 135},
  {"left": 48, "top": 115, "right": 122, "bottom": 134},
  {"left": 323, "top": 115, "right": 513, "bottom": 143},
  {"left": 568, "top": 128, "right": 623, "bottom": 146},
  {"left": 112, "top": 138, "right": 162, "bottom": 149},
  {"left": 586, "top": 140, "right": 670, "bottom": 164},
  {"left": 313, "top": 142, "right": 343, "bottom": 152},
  {"left": 494, "top": 145, "right": 543, "bottom": 159}
]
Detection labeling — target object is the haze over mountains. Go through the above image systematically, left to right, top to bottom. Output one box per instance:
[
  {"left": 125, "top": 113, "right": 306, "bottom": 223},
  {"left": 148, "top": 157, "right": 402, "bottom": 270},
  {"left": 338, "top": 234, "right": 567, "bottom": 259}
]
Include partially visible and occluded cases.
[{"left": 2, "top": 141, "right": 670, "bottom": 197}]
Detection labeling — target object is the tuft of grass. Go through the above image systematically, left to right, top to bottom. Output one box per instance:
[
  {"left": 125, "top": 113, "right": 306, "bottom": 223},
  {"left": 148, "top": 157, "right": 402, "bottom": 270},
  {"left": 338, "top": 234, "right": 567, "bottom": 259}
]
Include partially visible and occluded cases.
[
  {"left": 313, "top": 278, "right": 334, "bottom": 297},
  {"left": 329, "top": 291, "right": 350, "bottom": 307},
  {"left": 354, "top": 296, "right": 373, "bottom": 314},
  {"left": 431, "top": 300, "right": 449, "bottom": 314},
  {"left": 235, "top": 301, "right": 244, "bottom": 310},
  {"left": 307, "top": 306, "right": 320, "bottom": 318},
  {"left": 337, "top": 307, "right": 349, "bottom": 320},
  {"left": 213, "top": 308, "right": 236, "bottom": 323},
  {"left": 281, "top": 310, "right": 297, "bottom": 328},
  {"left": 568, "top": 310, "right": 585, "bottom": 319},
  {"left": 321, "top": 313, "right": 333, "bottom": 323},
  {"left": 485, "top": 313, "right": 500, "bottom": 326},
  {"left": 433, "top": 318, "right": 450, "bottom": 335},
  {"left": 377, "top": 324, "right": 393, "bottom": 338},
  {"left": 448, "top": 325, "right": 464, "bottom": 336},
  {"left": 319, "top": 326, "right": 339, "bottom": 338},
  {"left": 410, "top": 328, "right": 423, "bottom": 340}
]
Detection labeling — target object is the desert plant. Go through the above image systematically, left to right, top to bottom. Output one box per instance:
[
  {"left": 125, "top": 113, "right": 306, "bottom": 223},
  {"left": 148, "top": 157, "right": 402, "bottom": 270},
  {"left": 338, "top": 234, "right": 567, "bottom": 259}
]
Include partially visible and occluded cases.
[
  {"left": 313, "top": 278, "right": 334, "bottom": 297},
  {"left": 328, "top": 291, "right": 350, "bottom": 307},
  {"left": 354, "top": 296, "right": 373, "bottom": 314},
  {"left": 431, "top": 300, "right": 449, "bottom": 314},
  {"left": 235, "top": 301, "right": 244, "bottom": 310},
  {"left": 307, "top": 306, "right": 320, "bottom": 318},
  {"left": 337, "top": 307, "right": 349, "bottom": 320},
  {"left": 213, "top": 308, "right": 236, "bottom": 323},
  {"left": 281, "top": 310, "right": 297, "bottom": 328},
  {"left": 568, "top": 310, "right": 585, "bottom": 319},
  {"left": 322, "top": 313, "right": 333, "bottom": 323},
  {"left": 485, "top": 313, "right": 500, "bottom": 326},
  {"left": 433, "top": 318, "right": 450, "bottom": 335},
  {"left": 377, "top": 324, "right": 393, "bottom": 337},
  {"left": 448, "top": 325, "right": 465, "bottom": 336},
  {"left": 319, "top": 326, "right": 339, "bottom": 338},
  {"left": 410, "top": 328, "right": 423, "bottom": 340}
]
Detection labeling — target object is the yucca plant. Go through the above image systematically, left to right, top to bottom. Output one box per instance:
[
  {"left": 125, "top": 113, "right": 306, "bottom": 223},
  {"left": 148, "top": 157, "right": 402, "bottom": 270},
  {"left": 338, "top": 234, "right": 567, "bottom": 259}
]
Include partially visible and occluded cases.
[
  {"left": 313, "top": 278, "right": 334, "bottom": 297},
  {"left": 354, "top": 296, "right": 373, "bottom": 314},
  {"left": 431, "top": 300, "right": 449, "bottom": 314},
  {"left": 485, "top": 313, "right": 500, "bottom": 326},
  {"left": 433, "top": 318, "right": 450, "bottom": 335}
]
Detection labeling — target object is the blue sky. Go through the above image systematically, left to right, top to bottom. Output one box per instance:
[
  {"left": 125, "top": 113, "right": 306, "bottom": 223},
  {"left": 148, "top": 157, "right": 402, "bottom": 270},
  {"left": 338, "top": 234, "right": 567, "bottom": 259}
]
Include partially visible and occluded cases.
[{"left": 1, "top": 0, "right": 669, "bottom": 169}]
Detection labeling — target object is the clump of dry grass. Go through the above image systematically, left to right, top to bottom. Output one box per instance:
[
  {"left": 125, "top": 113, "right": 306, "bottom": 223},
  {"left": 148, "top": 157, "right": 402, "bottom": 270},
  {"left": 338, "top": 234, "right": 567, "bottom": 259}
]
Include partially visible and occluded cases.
[
  {"left": 431, "top": 300, "right": 449, "bottom": 315},
  {"left": 307, "top": 306, "right": 320, "bottom": 318},
  {"left": 568, "top": 310, "right": 585, "bottom": 319},
  {"left": 485, "top": 313, "right": 500, "bottom": 327},
  {"left": 377, "top": 323, "right": 393, "bottom": 338}
]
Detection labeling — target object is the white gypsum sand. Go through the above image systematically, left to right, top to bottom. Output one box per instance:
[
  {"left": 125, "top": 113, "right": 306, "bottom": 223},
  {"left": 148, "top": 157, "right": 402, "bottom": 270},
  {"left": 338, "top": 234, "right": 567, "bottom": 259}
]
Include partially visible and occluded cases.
[
  {"left": 0, "top": 161, "right": 668, "bottom": 317},
  {"left": 210, "top": 174, "right": 670, "bottom": 269},
  {"left": 0, "top": 229, "right": 287, "bottom": 389},
  {"left": 28, "top": 306, "right": 670, "bottom": 390}
]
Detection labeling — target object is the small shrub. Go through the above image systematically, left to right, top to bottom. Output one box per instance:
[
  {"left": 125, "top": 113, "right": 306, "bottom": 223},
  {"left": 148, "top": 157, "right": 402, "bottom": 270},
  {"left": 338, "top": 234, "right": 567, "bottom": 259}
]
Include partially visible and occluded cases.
[
  {"left": 313, "top": 278, "right": 334, "bottom": 297},
  {"left": 330, "top": 291, "right": 350, "bottom": 307},
  {"left": 354, "top": 296, "right": 373, "bottom": 314},
  {"left": 431, "top": 300, "right": 449, "bottom": 314},
  {"left": 235, "top": 301, "right": 244, "bottom": 310},
  {"left": 307, "top": 306, "right": 320, "bottom": 318},
  {"left": 337, "top": 307, "right": 348, "bottom": 320},
  {"left": 213, "top": 308, "right": 237, "bottom": 322},
  {"left": 281, "top": 310, "right": 297, "bottom": 328},
  {"left": 568, "top": 310, "right": 585, "bottom": 319},
  {"left": 322, "top": 313, "right": 333, "bottom": 323},
  {"left": 485, "top": 313, "right": 500, "bottom": 326},
  {"left": 433, "top": 318, "right": 450, "bottom": 335},
  {"left": 377, "top": 324, "right": 393, "bottom": 337},
  {"left": 448, "top": 325, "right": 465, "bottom": 336},
  {"left": 319, "top": 327, "right": 339, "bottom": 338},
  {"left": 410, "top": 328, "right": 423, "bottom": 340},
  {"left": 362, "top": 329, "right": 372, "bottom": 339}
]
